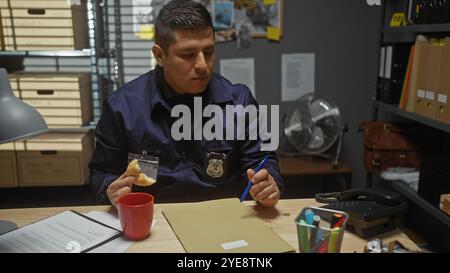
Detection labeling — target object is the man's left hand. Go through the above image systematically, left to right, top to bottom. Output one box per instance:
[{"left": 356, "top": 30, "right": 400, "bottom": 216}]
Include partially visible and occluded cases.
[{"left": 246, "top": 168, "right": 280, "bottom": 207}]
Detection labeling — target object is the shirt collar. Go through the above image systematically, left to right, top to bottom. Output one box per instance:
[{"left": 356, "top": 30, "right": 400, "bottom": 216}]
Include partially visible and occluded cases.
[{"left": 149, "top": 65, "right": 234, "bottom": 114}]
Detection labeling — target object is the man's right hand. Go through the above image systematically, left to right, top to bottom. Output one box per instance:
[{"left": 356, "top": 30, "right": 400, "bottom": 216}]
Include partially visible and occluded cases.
[{"left": 107, "top": 173, "right": 135, "bottom": 208}]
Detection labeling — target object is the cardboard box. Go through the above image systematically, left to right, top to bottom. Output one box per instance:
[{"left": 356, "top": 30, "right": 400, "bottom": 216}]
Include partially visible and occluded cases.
[
  {"left": 0, "top": 0, "right": 88, "bottom": 50},
  {"left": 0, "top": 0, "right": 85, "bottom": 9},
  {"left": 0, "top": 8, "right": 73, "bottom": 18},
  {"left": 2, "top": 26, "right": 74, "bottom": 36},
  {"left": 435, "top": 38, "right": 450, "bottom": 125},
  {"left": 10, "top": 72, "right": 93, "bottom": 128},
  {"left": 17, "top": 132, "right": 94, "bottom": 187},
  {"left": 24, "top": 132, "right": 92, "bottom": 152},
  {"left": 0, "top": 142, "right": 25, "bottom": 188}
]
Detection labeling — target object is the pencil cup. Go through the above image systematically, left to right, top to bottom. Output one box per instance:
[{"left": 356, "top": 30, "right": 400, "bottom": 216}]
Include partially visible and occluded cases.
[{"left": 295, "top": 206, "right": 349, "bottom": 253}]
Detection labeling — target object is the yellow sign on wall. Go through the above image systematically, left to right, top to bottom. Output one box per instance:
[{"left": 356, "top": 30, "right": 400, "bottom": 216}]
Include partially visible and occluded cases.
[{"left": 390, "top": 13, "right": 407, "bottom": 27}]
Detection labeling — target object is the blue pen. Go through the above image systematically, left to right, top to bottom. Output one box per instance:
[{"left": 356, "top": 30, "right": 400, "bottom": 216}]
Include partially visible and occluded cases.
[{"left": 239, "top": 155, "right": 270, "bottom": 202}]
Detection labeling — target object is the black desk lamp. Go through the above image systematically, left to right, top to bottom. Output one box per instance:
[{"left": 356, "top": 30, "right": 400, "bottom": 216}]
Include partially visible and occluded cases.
[{"left": 0, "top": 68, "right": 48, "bottom": 234}]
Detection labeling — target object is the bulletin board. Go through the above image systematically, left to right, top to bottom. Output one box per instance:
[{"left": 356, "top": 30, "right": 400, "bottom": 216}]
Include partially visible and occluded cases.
[
  {"left": 132, "top": 0, "right": 285, "bottom": 43},
  {"left": 202, "top": 0, "right": 285, "bottom": 42}
]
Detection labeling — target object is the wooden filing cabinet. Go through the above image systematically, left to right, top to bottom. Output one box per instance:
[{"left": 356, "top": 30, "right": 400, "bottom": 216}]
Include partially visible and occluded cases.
[
  {"left": 0, "top": 0, "right": 88, "bottom": 50},
  {"left": 9, "top": 72, "right": 93, "bottom": 128},
  {"left": 17, "top": 132, "right": 94, "bottom": 187},
  {"left": 0, "top": 142, "right": 25, "bottom": 188},
  {"left": 0, "top": 151, "right": 19, "bottom": 188}
]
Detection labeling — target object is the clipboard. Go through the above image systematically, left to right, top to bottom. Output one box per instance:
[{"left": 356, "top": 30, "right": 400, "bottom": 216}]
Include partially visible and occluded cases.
[{"left": 162, "top": 198, "right": 295, "bottom": 253}]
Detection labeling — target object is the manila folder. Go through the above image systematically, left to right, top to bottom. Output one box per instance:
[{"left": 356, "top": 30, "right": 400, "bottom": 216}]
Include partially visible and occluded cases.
[{"left": 162, "top": 198, "right": 295, "bottom": 253}]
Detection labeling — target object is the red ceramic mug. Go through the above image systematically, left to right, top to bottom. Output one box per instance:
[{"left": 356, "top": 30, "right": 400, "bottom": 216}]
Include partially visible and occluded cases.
[{"left": 117, "top": 192, "right": 154, "bottom": 240}]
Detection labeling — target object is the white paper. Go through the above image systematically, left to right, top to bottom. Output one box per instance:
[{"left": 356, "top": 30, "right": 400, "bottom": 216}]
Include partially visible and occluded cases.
[
  {"left": 282, "top": 53, "right": 315, "bottom": 102},
  {"left": 220, "top": 58, "right": 255, "bottom": 97},
  {"left": 85, "top": 210, "right": 159, "bottom": 253},
  {"left": 0, "top": 211, "right": 120, "bottom": 253}
]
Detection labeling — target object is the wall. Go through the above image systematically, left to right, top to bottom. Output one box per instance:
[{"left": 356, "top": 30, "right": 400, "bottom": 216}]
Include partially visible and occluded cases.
[
  {"left": 9, "top": 0, "right": 383, "bottom": 189},
  {"left": 214, "top": 0, "right": 382, "bottom": 189}
]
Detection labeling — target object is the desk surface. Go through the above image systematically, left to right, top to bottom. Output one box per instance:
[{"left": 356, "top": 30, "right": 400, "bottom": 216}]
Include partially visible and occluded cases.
[
  {"left": 279, "top": 156, "right": 352, "bottom": 176},
  {"left": 0, "top": 198, "right": 419, "bottom": 253}
]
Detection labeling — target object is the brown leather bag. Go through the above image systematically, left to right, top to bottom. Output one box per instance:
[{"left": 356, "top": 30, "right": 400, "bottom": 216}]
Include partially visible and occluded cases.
[{"left": 360, "top": 122, "right": 421, "bottom": 172}]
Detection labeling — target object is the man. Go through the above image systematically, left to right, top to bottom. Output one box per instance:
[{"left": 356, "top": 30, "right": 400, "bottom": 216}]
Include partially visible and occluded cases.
[{"left": 88, "top": 0, "right": 283, "bottom": 208}]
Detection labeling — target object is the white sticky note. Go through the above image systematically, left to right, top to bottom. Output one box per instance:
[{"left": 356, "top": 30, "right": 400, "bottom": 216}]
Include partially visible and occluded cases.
[{"left": 221, "top": 240, "right": 249, "bottom": 250}]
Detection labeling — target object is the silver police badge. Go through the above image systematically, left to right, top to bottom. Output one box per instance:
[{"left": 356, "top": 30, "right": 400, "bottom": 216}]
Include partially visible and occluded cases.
[{"left": 206, "top": 152, "right": 226, "bottom": 178}]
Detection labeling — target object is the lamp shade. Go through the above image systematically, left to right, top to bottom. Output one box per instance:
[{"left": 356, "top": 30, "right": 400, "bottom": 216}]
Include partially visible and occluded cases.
[{"left": 0, "top": 68, "right": 48, "bottom": 144}]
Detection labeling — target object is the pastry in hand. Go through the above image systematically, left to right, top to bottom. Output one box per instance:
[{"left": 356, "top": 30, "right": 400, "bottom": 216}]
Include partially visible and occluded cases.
[
  {"left": 126, "top": 159, "right": 141, "bottom": 177},
  {"left": 134, "top": 173, "right": 157, "bottom": 187}
]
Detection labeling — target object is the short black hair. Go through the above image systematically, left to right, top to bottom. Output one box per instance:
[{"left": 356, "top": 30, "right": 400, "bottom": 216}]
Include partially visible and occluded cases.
[{"left": 155, "top": 0, "right": 213, "bottom": 51}]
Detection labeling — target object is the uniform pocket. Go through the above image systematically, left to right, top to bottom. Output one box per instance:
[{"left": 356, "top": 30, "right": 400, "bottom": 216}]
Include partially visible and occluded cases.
[{"left": 139, "top": 140, "right": 179, "bottom": 168}]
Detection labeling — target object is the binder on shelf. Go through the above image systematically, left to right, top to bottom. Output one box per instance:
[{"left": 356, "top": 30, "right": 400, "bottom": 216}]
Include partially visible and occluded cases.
[
  {"left": 407, "top": 0, "right": 416, "bottom": 24},
  {"left": 406, "top": 36, "right": 427, "bottom": 112},
  {"left": 412, "top": 36, "right": 432, "bottom": 115},
  {"left": 435, "top": 37, "right": 450, "bottom": 125},
  {"left": 421, "top": 39, "right": 443, "bottom": 119},
  {"left": 380, "top": 43, "right": 411, "bottom": 105},
  {"left": 377, "top": 46, "right": 386, "bottom": 99},
  {"left": 399, "top": 46, "right": 415, "bottom": 110}
]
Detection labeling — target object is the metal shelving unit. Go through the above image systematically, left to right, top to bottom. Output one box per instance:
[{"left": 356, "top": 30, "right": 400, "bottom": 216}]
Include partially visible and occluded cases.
[
  {"left": 0, "top": 0, "right": 124, "bottom": 128},
  {"left": 371, "top": 0, "right": 450, "bottom": 252},
  {"left": 384, "top": 23, "right": 450, "bottom": 33},
  {"left": 373, "top": 101, "right": 450, "bottom": 134},
  {"left": 383, "top": 179, "right": 450, "bottom": 250}
]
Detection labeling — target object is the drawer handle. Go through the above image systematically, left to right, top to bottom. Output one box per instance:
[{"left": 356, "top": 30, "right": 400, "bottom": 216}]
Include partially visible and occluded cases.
[
  {"left": 27, "top": 9, "right": 46, "bottom": 15},
  {"left": 37, "top": 90, "right": 54, "bottom": 95},
  {"left": 40, "top": 151, "right": 57, "bottom": 155}
]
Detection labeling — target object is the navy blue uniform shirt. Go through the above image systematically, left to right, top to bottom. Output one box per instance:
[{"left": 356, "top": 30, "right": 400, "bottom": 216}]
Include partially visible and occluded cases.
[{"left": 88, "top": 66, "right": 284, "bottom": 203}]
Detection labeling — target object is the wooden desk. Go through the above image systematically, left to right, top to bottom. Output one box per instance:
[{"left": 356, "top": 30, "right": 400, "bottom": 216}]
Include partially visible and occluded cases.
[
  {"left": 279, "top": 156, "right": 353, "bottom": 190},
  {"left": 0, "top": 198, "right": 420, "bottom": 253}
]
